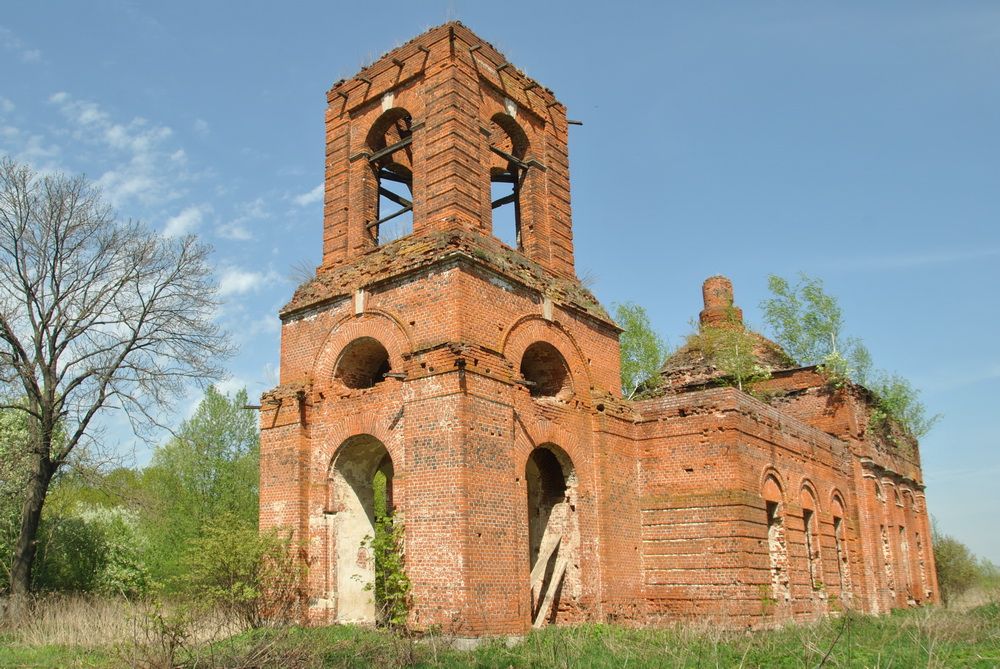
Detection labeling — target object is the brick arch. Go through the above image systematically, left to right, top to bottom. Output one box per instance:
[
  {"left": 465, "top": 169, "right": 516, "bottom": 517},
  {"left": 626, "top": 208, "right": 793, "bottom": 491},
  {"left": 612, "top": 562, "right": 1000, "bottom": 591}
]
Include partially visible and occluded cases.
[
  {"left": 313, "top": 311, "right": 413, "bottom": 394},
  {"left": 501, "top": 316, "right": 594, "bottom": 394},
  {"left": 315, "top": 412, "right": 404, "bottom": 488},
  {"left": 511, "top": 414, "right": 585, "bottom": 479},
  {"left": 761, "top": 468, "right": 785, "bottom": 502},
  {"left": 871, "top": 478, "right": 885, "bottom": 503},
  {"left": 799, "top": 480, "right": 821, "bottom": 512},
  {"left": 829, "top": 489, "right": 847, "bottom": 517}
]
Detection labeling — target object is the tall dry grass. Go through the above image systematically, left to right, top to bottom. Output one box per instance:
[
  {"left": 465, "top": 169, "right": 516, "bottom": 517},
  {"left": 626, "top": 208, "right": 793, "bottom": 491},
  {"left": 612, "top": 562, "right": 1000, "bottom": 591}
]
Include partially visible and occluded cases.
[{"left": 0, "top": 593, "right": 239, "bottom": 649}]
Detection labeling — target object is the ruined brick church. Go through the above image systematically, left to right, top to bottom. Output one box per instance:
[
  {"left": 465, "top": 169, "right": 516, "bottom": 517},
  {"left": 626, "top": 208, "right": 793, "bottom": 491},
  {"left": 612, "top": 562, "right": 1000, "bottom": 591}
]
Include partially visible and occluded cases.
[{"left": 260, "top": 22, "right": 937, "bottom": 635}]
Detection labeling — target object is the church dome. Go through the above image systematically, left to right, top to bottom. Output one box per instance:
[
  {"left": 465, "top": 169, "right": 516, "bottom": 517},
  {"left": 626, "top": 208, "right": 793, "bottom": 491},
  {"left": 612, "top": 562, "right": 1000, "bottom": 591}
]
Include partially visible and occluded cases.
[{"left": 657, "top": 276, "right": 795, "bottom": 392}]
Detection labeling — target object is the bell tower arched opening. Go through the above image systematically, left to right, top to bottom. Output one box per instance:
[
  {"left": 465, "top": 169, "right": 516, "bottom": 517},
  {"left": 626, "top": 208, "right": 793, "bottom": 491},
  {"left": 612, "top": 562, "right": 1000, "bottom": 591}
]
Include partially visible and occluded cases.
[
  {"left": 367, "top": 108, "right": 414, "bottom": 244},
  {"left": 488, "top": 113, "right": 529, "bottom": 250}
]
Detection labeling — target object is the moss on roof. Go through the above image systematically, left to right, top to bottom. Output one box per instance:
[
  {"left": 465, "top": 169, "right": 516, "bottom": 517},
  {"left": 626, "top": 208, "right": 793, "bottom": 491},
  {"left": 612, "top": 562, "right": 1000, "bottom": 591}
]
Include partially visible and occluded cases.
[{"left": 281, "top": 228, "right": 611, "bottom": 325}]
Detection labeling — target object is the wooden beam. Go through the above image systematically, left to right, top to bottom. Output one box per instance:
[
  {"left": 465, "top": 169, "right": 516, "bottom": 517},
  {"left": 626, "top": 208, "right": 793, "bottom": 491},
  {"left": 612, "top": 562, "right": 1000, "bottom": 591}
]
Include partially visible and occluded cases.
[
  {"left": 368, "top": 135, "right": 413, "bottom": 164},
  {"left": 489, "top": 145, "right": 529, "bottom": 171},
  {"left": 378, "top": 170, "right": 411, "bottom": 185},
  {"left": 378, "top": 187, "right": 412, "bottom": 209},
  {"left": 491, "top": 193, "right": 516, "bottom": 210},
  {"left": 366, "top": 205, "right": 412, "bottom": 229},
  {"left": 533, "top": 557, "right": 568, "bottom": 628}
]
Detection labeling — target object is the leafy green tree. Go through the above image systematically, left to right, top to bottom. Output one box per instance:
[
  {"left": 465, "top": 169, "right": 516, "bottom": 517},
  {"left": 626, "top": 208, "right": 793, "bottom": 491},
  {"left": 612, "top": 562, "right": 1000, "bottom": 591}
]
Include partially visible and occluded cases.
[
  {"left": 760, "top": 273, "right": 936, "bottom": 439},
  {"left": 760, "top": 273, "right": 872, "bottom": 382},
  {"left": 615, "top": 303, "right": 670, "bottom": 399},
  {"left": 868, "top": 373, "right": 940, "bottom": 439},
  {"left": 141, "top": 386, "right": 259, "bottom": 584},
  {"left": 367, "top": 469, "right": 410, "bottom": 628},
  {"left": 32, "top": 504, "right": 149, "bottom": 596}
]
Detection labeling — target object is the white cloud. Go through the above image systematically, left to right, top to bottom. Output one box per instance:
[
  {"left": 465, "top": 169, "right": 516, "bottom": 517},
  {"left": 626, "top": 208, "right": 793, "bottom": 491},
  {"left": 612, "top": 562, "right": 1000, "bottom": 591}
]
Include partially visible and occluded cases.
[
  {"left": 0, "top": 26, "right": 42, "bottom": 64},
  {"left": 48, "top": 91, "right": 186, "bottom": 208},
  {"left": 0, "top": 97, "right": 14, "bottom": 114},
  {"left": 193, "top": 118, "right": 210, "bottom": 137},
  {"left": 0, "top": 123, "right": 61, "bottom": 173},
  {"left": 292, "top": 183, "right": 324, "bottom": 207},
  {"left": 215, "top": 197, "right": 266, "bottom": 241},
  {"left": 163, "top": 204, "right": 209, "bottom": 237},
  {"left": 216, "top": 222, "right": 253, "bottom": 240},
  {"left": 217, "top": 267, "right": 281, "bottom": 296},
  {"left": 250, "top": 312, "right": 281, "bottom": 335},
  {"left": 214, "top": 377, "right": 249, "bottom": 397}
]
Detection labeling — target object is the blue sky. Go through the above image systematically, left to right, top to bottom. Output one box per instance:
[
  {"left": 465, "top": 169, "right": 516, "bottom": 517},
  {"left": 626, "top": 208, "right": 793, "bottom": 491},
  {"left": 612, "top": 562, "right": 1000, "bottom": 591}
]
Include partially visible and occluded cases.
[{"left": 2, "top": 2, "right": 998, "bottom": 562}]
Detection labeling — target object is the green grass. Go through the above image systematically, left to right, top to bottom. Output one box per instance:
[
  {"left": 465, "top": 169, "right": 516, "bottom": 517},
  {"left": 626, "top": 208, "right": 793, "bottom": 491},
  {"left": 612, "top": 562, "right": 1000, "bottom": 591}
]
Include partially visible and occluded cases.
[
  {"left": 2, "top": 604, "right": 999, "bottom": 668},
  {"left": 0, "top": 639, "right": 112, "bottom": 668}
]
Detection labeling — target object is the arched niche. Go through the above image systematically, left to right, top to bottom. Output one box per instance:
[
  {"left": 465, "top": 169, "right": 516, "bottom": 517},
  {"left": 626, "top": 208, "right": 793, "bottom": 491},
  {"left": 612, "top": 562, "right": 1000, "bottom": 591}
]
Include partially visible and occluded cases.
[
  {"left": 334, "top": 337, "right": 392, "bottom": 390},
  {"left": 520, "top": 341, "right": 573, "bottom": 401},
  {"left": 328, "top": 435, "right": 395, "bottom": 623},
  {"left": 526, "top": 444, "right": 579, "bottom": 626},
  {"left": 762, "top": 473, "right": 790, "bottom": 606}
]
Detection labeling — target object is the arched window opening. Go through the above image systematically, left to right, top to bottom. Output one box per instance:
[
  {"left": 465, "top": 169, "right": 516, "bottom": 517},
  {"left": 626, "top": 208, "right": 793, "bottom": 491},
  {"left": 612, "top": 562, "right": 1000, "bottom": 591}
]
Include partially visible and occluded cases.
[
  {"left": 367, "top": 109, "right": 414, "bottom": 244},
  {"left": 488, "top": 114, "right": 529, "bottom": 250},
  {"left": 335, "top": 337, "right": 391, "bottom": 389},
  {"left": 520, "top": 342, "right": 573, "bottom": 400},
  {"left": 328, "top": 436, "right": 397, "bottom": 624},
  {"left": 526, "top": 446, "right": 579, "bottom": 627},
  {"left": 762, "top": 475, "right": 790, "bottom": 607},
  {"left": 800, "top": 487, "right": 823, "bottom": 592},
  {"left": 831, "top": 495, "right": 852, "bottom": 603},
  {"left": 765, "top": 500, "right": 791, "bottom": 606},
  {"left": 881, "top": 524, "right": 897, "bottom": 601},
  {"left": 898, "top": 525, "right": 913, "bottom": 599},
  {"left": 915, "top": 530, "right": 931, "bottom": 601}
]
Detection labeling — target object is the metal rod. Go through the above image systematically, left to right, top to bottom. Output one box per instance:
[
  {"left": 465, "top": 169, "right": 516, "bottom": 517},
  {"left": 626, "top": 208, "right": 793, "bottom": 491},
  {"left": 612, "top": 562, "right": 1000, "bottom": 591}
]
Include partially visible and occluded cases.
[
  {"left": 567, "top": 119, "right": 583, "bottom": 126},
  {"left": 368, "top": 135, "right": 413, "bottom": 164},
  {"left": 367, "top": 204, "right": 413, "bottom": 229}
]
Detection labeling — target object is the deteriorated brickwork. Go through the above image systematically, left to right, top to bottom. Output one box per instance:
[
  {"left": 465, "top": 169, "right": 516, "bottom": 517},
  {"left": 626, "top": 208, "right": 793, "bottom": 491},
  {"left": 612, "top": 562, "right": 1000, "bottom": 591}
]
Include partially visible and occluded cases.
[{"left": 260, "top": 22, "right": 937, "bottom": 635}]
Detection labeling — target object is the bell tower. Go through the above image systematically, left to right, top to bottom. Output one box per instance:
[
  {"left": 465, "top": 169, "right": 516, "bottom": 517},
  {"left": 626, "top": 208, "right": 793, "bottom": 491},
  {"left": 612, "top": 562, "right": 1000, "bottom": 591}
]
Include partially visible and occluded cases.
[
  {"left": 319, "top": 22, "right": 576, "bottom": 278},
  {"left": 260, "top": 23, "right": 636, "bottom": 636}
]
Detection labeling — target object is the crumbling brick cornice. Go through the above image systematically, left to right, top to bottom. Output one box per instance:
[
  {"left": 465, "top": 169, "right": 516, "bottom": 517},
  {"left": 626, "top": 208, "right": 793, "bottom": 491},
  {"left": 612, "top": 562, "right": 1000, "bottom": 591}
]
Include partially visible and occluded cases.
[{"left": 281, "top": 228, "right": 613, "bottom": 327}]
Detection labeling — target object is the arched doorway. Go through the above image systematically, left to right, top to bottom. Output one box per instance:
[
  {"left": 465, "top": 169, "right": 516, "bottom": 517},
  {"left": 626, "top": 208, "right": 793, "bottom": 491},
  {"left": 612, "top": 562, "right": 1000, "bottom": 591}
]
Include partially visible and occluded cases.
[
  {"left": 329, "top": 435, "right": 395, "bottom": 623},
  {"left": 526, "top": 445, "right": 579, "bottom": 627}
]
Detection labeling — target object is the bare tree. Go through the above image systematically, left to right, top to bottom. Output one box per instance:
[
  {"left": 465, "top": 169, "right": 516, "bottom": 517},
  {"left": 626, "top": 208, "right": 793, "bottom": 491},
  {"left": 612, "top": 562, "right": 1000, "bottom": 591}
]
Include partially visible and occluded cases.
[{"left": 0, "top": 158, "right": 231, "bottom": 596}]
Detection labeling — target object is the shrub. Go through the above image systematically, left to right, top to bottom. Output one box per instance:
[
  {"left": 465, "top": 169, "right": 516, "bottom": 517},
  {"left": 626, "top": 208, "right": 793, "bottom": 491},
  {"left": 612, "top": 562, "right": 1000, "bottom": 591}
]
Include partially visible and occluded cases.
[
  {"left": 32, "top": 505, "right": 149, "bottom": 596},
  {"left": 177, "top": 514, "right": 303, "bottom": 630},
  {"left": 364, "top": 516, "right": 411, "bottom": 628},
  {"left": 933, "top": 530, "right": 979, "bottom": 606}
]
